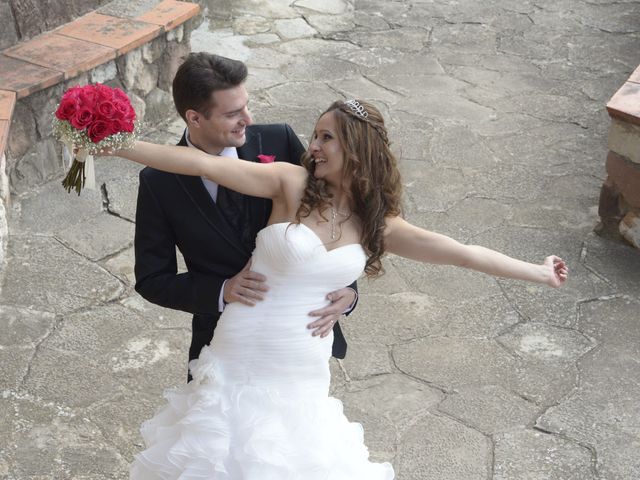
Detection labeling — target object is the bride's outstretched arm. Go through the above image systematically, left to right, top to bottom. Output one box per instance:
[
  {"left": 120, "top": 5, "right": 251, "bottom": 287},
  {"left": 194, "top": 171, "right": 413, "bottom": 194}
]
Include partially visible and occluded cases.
[
  {"left": 115, "top": 141, "right": 307, "bottom": 200},
  {"left": 384, "top": 216, "right": 568, "bottom": 288}
]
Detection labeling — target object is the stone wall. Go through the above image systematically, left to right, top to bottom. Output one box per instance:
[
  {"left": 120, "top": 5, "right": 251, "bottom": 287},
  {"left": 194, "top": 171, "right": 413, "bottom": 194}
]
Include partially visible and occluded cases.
[
  {"left": 0, "top": 0, "right": 111, "bottom": 50},
  {"left": 0, "top": 1, "right": 202, "bottom": 277},
  {"left": 6, "top": 25, "right": 193, "bottom": 194},
  {"left": 598, "top": 77, "right": 640, "bottom": 249}
]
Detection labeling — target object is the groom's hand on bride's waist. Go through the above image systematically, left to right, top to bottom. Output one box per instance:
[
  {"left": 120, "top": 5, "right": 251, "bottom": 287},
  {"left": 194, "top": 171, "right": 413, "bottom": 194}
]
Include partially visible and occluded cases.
[
  {"left": 223, "top": 260, "right": 269, "bottom": 307},
  {"left": 307, "top": 287, "right": 357, "bottom": 338}
]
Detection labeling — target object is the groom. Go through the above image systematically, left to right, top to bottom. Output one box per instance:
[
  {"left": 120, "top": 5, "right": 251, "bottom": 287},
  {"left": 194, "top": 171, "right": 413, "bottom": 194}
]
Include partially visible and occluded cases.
[{"left": 134, "top": 53, "right": 357, "bottom": 380}]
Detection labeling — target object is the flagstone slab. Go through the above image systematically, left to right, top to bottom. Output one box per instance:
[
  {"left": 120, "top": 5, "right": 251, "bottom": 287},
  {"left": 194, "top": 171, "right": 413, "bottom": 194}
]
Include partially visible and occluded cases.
[
  {"left": 136, "top": 0, "right": 201, "bottom": 31},
  {"left": 235, "top": 0, "right": 298, "bottom": 18},
  {"left": 295, "top": 0, "right": 349, "bottom": 15},
  {"left": 305, "top": 13, "right": 355, "bottom": 35},
  {"left": 273, "top": 18, "right": 317, "bottom": 39},
  {"left": 190, "top": 28, "right": 252, "bottom": 62},
  {"left": 276, "top": 38, "right": 359, "bottom": 57},
  {"left": 284, "top": 56, "right": 361, "bottom": 81},
  {"left": 267, "top": 81, "right": 339, "bottom": 110},
  {"left": 103, "top": 173, "right": 140, "bottom": 222},
  {"left": 10, "top": 179, "right": 103, "bottom": 235},
  {"left": 405, "top": 199, "right": 513, "bottom": 245},
  {"left": 55, "top": 212, "right": 134, "bottom": 261},
  {"left": 581, "top": 232, "right": 640, "bottom": 297},
  {"left": 0, "top": 236, "right": 123, "bottom": 314},
  {"left": 389, "top": 254, "right": 503, "bottom": 303},
  {"left": 357, "top": 259, "right": 410, "bottom": 295},
  {"left": 119, "top": 292, "right": 191, "bottom": 330},
  {"left": 344, "top": 292, "right": 519, "bottom": 345},
  {"left": 0, "top": 305, "right": 56, "bottom": 346},
  {"left": 497, "top": 322, "right": 596, "bottom": 364},
  {"left": 109, "top": 328, "right": 191, "bottom": 394},
  {"left": 393, "top": 336, "right": 579, "bottom": 404},
  {"left": 393, "top": 337, "right": 517, "bottom": 391},
  {"left": 340, "top": 340, "right": 392, "bottom": 380},
  {"left": 536, "top": 342, "right": 640, "bottom": 442},
  {"left": 0, "top": 346, "right": 32, "bottom": 390},
  {"left": 23, "top": 347, "right": 120, "bottom": 408},
  {"left": 337, "top": 374, "right": 443, "bottom": 459},
  {"left": 438, "top": 385, "right": 540, "bottom": 435},
  {"left": 83, "top": 389, "right": 169, "bottom": 460},
  {"left": 2, "top": 394, "right": 127, "bottom": 478},
  {"left": 395, "top": 413, "right": 491, "bottom": 480},
  {"left": 493, "top": 429, "right": 594, "bottom": 480}
]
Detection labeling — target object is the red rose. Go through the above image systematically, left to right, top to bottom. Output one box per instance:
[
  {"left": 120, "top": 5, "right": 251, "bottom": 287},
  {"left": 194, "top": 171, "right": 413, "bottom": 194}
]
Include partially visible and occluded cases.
[
  {"left": 94, "top": 83, "right": 113, "bottom": 102},
  {"left": 78, "top": 87, "right": 98, "bottom": 108},
  {"left": 113, "top": 88, "right": 129, "bottom": 103},
  {"left": 55, "top": 96, "right": 78, "bottom": 121},
  {"left": 97, "top": 100, "right": 117, "bottom": 119},
  {"left": 70, "top": 108, "right": 94, "bottom": 130},
  {"left": 105, "top": 118, "right": 132, "bottom": 135},
  {"left": 87, "top": 120, "right": 111, "bottom": 143},
  {"left": 257, "top": 154, "right": 276, "bottom": 163}
]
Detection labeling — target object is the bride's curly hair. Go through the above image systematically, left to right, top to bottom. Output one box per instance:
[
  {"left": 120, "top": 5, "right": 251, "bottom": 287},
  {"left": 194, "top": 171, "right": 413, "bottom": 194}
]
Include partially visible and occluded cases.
[{"left": 295, "top": 100, "right": 403, "bottom": 277}]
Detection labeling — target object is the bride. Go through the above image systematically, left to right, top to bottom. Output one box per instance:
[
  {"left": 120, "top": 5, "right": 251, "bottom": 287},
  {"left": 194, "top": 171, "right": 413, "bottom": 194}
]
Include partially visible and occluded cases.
[{"left": 114, "top": 99, "right": 568, "bottom": 479}]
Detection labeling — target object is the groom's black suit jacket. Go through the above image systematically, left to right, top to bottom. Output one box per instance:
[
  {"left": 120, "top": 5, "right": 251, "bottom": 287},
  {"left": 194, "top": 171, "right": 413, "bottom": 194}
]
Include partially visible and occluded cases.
[{"left": 134, "top": 124, "right": 349, "bottom": 368}]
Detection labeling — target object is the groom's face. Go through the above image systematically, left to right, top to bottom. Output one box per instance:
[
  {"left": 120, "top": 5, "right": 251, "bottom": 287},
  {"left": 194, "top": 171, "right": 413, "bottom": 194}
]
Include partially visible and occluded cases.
[{"left": 190, "top": 84, "right": 252, "bottom": 153}]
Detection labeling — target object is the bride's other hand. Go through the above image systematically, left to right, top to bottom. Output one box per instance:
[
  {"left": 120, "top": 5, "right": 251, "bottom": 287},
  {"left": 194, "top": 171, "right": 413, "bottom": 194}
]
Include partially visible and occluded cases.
[
  {"left": 544, "top": 255, "right": 569, "bottom": 288},
  {"left": 307, "top": 287, "right": 357, "bottom": 338}
]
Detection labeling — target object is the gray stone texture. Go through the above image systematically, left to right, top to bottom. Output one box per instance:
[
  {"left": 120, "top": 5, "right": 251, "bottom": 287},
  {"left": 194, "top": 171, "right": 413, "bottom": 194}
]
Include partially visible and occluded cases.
[{"left": 2, "top": 0, "right": 640, "bottom": 478}]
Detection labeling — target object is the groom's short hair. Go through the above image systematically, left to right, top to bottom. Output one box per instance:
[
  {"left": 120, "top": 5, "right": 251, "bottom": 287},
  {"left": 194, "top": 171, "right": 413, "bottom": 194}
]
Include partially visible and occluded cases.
[{"left": 173, "top": 53, "right": 248, "bottom": 120}]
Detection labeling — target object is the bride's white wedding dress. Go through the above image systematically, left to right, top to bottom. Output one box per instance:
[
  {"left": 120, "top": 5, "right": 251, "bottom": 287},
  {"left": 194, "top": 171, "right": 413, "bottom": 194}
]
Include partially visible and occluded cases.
[{"left": 130, "top": 222, "right": 395, "bottom": 479}]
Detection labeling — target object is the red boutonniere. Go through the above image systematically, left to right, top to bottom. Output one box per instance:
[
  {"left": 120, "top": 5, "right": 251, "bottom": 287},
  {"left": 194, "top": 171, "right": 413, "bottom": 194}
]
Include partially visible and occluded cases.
[{"left": 257, "top": 154, "right": 276, "bottom": 164}]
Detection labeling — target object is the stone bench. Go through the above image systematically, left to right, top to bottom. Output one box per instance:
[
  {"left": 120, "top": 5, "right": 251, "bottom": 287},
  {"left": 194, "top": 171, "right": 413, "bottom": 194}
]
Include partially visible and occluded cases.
[
  {"left": 0, "top": 0, "right": 201, "bottom": 266},
  {"left": 599, "top": 66, "right": 640, "bottom": 249}
]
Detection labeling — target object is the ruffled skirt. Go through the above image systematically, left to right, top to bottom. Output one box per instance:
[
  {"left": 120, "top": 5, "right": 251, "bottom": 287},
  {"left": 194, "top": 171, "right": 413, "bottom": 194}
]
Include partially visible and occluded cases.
[{"left": 130, "top": 351, "right": 394, "bottom": 479}]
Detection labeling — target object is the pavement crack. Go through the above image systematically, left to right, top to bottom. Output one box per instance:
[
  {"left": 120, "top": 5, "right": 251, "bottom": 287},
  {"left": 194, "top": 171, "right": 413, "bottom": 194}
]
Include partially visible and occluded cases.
[
  {"left": 361, "top": 74, "right": 406, "bottom": 97},
  {"left": 101, "top": 183, "right": 135, "bottom": 224},
  {"left": 21, "top": 313, "right": 64, "bottom": 388}
]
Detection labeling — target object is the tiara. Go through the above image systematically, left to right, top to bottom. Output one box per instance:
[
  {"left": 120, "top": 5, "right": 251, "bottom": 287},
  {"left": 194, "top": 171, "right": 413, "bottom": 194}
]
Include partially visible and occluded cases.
[{"left": 344, "top": 99, "right": 368, "bottom": 118}]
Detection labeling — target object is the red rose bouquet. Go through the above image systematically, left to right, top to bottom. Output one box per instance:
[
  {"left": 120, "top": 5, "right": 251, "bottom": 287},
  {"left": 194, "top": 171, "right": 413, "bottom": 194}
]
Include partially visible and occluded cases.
[{"left": 53, "top": 83, "right": 137, "bottom": 195}]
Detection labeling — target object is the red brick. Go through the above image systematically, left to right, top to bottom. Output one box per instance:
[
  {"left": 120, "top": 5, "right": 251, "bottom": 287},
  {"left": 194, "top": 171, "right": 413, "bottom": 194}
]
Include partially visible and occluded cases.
[
  {"left": 136, "top": 0, "right": 200, "bottom": 31},
  {"left": 56, "top": 12, "right": 162, "bottom": 56},
  {"left": 4, "top": 33, "right": 115, "bottom": 80},
  {"left": 0, "top": 54, "right": 63, "bottom": 98},
  {"left": 629, "top": 64, "right": 640, "bottom": 84},
  {"left": 607, "top": 82, "right": 640, "bottom": 127},
  {"left": 0, "top": 90, "right": 16, "bottom": 120},
  {"left": 0, "top": 119, "right": 8, "bottom": 157},
  {"left": 606, "top": 151, "right": 640, "bottom": 208}
]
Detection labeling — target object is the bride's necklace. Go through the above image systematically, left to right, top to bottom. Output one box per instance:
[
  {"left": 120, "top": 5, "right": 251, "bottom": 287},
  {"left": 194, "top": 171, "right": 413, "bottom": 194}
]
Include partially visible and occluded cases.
[{"left": 330, "top": 205, "right": 349, "bottom": 240}]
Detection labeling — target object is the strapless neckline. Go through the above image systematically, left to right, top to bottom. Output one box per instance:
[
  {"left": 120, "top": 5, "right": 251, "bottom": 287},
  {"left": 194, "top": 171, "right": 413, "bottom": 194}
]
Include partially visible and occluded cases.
[{"left": 260, "top": 221, "right": 363, "bottom": 254}]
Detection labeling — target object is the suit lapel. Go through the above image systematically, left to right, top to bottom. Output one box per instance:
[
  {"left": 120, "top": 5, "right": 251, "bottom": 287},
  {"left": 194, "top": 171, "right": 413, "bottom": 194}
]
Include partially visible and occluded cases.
[
  {"left": 174, "top": 128, "right": 266, "bottom": 257},
  {"left": 237, "top": 128, "right": 261, "bottom": 162},
  {"left": 174, "top": 174, "right": 249, "bottom": 256}
]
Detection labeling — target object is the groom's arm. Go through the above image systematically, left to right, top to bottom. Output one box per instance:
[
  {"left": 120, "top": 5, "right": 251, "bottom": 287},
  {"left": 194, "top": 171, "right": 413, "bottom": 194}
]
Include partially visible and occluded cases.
[{"left": 134, "top": 171, "right": 226, "bottom": 314}]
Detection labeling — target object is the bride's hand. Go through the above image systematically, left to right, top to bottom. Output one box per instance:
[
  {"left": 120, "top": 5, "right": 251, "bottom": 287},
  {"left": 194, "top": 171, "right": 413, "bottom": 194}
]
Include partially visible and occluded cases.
[{"left": 543, "top": 255, "right": 568, "bottom": 288}]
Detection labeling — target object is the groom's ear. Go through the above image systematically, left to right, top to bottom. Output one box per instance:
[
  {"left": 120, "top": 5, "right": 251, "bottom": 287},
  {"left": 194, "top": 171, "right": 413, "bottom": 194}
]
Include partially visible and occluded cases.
[{"left": 185, "top": 109, "right": 200, "bottom": 127}]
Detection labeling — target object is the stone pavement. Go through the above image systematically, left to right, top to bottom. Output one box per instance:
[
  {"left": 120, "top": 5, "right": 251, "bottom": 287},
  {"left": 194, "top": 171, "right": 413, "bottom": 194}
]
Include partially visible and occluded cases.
[{"left": 2, "top": 0, "right": 640, "bottom": 478}]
